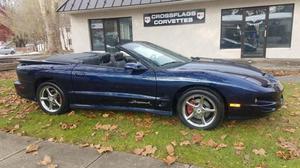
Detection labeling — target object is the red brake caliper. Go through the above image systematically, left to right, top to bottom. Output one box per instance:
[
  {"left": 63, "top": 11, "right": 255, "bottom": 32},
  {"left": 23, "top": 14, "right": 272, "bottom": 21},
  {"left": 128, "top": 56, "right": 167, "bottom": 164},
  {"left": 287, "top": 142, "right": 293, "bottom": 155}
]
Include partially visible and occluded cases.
[{"left": 186, "top": 100, "right": 195, "bottom": 115}]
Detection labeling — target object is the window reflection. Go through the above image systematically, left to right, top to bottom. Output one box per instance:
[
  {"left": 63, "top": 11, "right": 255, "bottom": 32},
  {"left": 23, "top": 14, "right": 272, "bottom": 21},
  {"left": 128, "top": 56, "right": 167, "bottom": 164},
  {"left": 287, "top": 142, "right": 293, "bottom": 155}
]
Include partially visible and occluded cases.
[
  {"left": 221, "top": 4, "right": 294, "bottom": 49},
  {"left": 267, "top": 5, "right": 294, "bottom": 48},
  {"left": 221, "top": 9, "right": 243, "bottom": 49},
  {"left": 89, "top": 17, "right": 133, "bottom": 52},
  {"left": 90, "top": 20, "right": 105, "bottom": 51}
]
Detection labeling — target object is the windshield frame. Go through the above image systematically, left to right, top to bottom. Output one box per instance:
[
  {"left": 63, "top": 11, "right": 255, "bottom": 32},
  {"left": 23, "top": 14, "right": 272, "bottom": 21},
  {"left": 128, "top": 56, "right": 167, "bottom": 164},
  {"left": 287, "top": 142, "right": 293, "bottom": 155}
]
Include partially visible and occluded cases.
[{"left": 119, "top": 42, "right": 191, "bottom": 69}]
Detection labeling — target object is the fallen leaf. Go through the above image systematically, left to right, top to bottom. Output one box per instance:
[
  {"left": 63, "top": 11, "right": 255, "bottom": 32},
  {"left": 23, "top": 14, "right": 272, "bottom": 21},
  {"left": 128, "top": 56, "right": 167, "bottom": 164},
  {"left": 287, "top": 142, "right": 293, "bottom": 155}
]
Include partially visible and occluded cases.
[
  {"left": 67, "top": 111, "right": 75, "bottom": 116},
  {"left": 83, "top": 112, "right": 97, "bottom": 118},
  {"left": 102, "top": 113, "right": 109, "bottom": 118},
  {"left": 143, "top": 117, "right": 153, "bottom": 128},
  {"left": 59, "top": 122, "right": 77, "bottom": 130},
  {"left": 94, "top": 123, "right": 118, "bottom": 131},
  {"left": 14, "top": 124, "right": 20, "bottom": 129},
  {"left": 283, "top": 128, "right": 296, "bottom": 133},
  {"left": 180, "top": 130, "right": 189, "bottom": 136},
  {"left": 135, "top": 131, "right": 144, "bottom": 141},
  {"left": 192, "top": 134, "right": 203, "bottom": 144},
  {"left": 58, "top": 137, "right": 64, "bottom": 142},
  {"left": 277, "top": 137, "right": 300, "bottom": 159},
  {"left": 48, "top": 138, "right": 55, "bottom": 142},
  {"left": 205, "top": 139, "right": 218, "bottom": 148},
  {"left": 180, "top": 140, "right": 191, "bottom": 146},
  {"left": 171, "top": 141, "right": 177, "bottom": 147},
  {"left": 234, "top": 142, "right": 245, "bottom": 151},
  {"left": 80, "top": 143, "right": 90, "bottom": 148},
  {"left": 216, "top": 143, "right": 228, "bottom": 150},
  {"left": 26, "top": 144, "right": 39, "bottom": 153},
  {"left": 94, "top": 144, "right": 101, "bottom": 149},
  {"left": 166, "top": 144, "right": 175, "bottom": 156},
  {"left": 141, "top": 145, "right": 157, "bottom": 156},
  {"left": 97, "top": 146, "right": 113, "bottom": 154},
  {"left": 133, "top": 148, "right": 144, "bottom": 155},
  {"left": 252, "top": 148, "right": 266, "bottom": 156},
  {"left": 276, "top": 150, "right": 291, "bottom": 160},
  {"left": 38, "top": 155, "right": 52, "bottom": 166},
  {"left": 163, "top": 155, "right": 177, "bottom": 165},
  {"left": 256, "top": 163, "right": 268, "bottom": 168},
  {"left": 48, "top": 164, "right": 58, "bottom": 168}
]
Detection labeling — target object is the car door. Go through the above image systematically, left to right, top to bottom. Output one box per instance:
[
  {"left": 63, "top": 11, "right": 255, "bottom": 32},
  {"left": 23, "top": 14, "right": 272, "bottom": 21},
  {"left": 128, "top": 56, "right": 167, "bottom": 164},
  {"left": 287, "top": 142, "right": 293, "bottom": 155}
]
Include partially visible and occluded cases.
[{"left": 71, "top": 62, "right": 157, "bottom": 110}]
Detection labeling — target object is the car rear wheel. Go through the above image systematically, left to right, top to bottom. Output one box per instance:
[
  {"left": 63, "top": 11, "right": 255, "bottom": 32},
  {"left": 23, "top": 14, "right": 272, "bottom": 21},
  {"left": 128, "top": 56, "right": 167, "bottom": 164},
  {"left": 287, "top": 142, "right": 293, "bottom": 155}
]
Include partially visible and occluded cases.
[
  {"left": 36, "top": 82, "right": 69, "bottom": 115},
  {"left": 177, "top": 88, "right": 224, "bottom": 130}
]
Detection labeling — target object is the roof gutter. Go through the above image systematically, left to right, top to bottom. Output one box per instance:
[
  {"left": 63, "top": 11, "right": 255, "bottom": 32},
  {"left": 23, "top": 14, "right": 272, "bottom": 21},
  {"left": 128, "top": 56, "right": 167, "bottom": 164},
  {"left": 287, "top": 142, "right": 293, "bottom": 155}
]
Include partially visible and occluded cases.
[{"left": 57, "top": 0, "right": 215, "bottom": 14}]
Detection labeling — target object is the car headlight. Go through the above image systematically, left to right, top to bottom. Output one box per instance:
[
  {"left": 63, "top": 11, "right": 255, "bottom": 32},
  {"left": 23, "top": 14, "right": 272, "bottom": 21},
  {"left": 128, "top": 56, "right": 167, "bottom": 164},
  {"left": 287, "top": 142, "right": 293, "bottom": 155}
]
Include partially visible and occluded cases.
[{"left": 277, "top": 81, "right": 284, "bottom": 90}]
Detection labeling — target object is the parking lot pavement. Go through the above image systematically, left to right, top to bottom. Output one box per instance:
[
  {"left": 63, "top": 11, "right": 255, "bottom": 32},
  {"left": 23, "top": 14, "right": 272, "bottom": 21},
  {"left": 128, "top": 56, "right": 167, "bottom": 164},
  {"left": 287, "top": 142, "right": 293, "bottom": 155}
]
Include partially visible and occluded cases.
[{"left": 0, "top": 132, "right": 196, "bottom": 168}]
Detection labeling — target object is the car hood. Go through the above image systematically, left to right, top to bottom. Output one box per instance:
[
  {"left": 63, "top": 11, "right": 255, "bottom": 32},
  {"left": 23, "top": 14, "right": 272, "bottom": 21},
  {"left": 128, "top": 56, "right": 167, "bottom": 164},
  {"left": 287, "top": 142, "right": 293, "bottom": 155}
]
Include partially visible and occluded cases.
[{"left": 169, "top": 59, "right": 269, "bottom": 81}]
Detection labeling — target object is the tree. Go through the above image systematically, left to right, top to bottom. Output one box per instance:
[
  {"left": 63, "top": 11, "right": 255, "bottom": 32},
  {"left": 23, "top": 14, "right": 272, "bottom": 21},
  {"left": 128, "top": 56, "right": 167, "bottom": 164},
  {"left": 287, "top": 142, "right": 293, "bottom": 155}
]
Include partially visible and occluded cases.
[
  {"left": 0, "top": 0, "right": 46, "bottom": 48},
  {"left": 0, "top": 0, "right": 66, "bottom": 53},
  {"left": 38, "top": 0, "right": 62, "bottom": 54}
]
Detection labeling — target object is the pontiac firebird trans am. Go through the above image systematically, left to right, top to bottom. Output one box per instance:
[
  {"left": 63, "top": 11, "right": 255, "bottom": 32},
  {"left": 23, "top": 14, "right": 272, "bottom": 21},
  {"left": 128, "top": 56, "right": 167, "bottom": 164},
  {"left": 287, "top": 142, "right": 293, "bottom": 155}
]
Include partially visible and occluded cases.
[{"left": 14, "top": 42, "right": 284, "bottom": 130}]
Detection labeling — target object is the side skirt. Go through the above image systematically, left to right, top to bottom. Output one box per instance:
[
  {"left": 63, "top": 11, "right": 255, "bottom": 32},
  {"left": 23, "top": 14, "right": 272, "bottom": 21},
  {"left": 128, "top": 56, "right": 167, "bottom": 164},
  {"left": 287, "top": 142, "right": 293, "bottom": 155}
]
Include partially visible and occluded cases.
[{"left": 70, "top": 104, "right": 173, "bottom": 116}]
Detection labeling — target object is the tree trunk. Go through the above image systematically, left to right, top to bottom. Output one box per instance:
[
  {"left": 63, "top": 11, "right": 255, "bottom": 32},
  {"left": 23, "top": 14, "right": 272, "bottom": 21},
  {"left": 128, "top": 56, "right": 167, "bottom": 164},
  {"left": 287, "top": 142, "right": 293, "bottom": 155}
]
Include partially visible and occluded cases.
[{"left": 38, "top": 0, "right": 62, "bottom": 54}]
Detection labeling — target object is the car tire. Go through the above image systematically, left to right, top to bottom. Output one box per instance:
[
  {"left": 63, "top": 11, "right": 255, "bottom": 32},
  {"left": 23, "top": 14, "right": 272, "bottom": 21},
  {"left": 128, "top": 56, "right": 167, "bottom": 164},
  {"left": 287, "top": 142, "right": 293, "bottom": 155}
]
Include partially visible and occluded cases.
[
  {"left": 10, "top": 51, "right": 15, "bottom": 55},
  {"left": 36, "top": 82, "right": 70, "bottom": 115},
  {"left": 177, "top": 88, "right": 224, "bottom": 130}
]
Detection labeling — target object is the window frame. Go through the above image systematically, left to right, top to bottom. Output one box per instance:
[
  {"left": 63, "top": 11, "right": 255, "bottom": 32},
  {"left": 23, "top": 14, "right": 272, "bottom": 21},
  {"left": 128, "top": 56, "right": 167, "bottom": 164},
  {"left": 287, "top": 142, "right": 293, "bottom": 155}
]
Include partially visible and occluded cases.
[
  {"left": 220, "top": 3, "right": 295, "bottom": 50},
  {"left": 88, "top": 17, "right": 133, "bottom": 52}
]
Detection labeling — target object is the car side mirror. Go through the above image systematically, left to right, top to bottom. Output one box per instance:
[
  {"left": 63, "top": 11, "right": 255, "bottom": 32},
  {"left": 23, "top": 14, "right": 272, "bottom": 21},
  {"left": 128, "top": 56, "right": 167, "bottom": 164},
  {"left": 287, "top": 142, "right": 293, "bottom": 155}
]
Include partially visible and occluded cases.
[{"left": 125, "top": 62, "right": 147, "bottom": 71}]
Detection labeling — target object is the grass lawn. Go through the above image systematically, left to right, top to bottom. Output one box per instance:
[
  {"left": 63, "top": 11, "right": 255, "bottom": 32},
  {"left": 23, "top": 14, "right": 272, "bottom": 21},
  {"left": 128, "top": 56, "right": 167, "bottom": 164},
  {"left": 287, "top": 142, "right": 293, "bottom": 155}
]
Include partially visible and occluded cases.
[{"left": 0, "top": 71, "right": 299, "bottom": 168}]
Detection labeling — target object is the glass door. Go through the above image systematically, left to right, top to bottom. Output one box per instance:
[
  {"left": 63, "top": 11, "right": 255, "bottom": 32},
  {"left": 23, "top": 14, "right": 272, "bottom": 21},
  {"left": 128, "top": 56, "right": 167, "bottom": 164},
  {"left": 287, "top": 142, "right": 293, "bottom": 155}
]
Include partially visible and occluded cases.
[
  {"left": 241, "top": 7, "right": 268, "bottom": 58},
  {"left": 104, "top": 19, "right": 120, "bottom": 53}
]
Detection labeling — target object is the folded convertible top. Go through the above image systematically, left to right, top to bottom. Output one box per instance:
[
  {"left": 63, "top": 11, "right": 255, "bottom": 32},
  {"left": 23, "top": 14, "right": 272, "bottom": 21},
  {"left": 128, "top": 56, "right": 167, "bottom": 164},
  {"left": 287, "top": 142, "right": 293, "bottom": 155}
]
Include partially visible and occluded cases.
[{"left": 46, "top": 52, "right": 109, "bottom": 64}]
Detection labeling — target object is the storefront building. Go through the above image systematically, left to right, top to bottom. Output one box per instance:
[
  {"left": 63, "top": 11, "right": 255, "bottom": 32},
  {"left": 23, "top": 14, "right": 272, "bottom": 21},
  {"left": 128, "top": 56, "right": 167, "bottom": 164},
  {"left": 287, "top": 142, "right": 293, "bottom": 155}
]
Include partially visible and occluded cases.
[{"left": 58, "top": 0, "right": 299, "bottom": 59}]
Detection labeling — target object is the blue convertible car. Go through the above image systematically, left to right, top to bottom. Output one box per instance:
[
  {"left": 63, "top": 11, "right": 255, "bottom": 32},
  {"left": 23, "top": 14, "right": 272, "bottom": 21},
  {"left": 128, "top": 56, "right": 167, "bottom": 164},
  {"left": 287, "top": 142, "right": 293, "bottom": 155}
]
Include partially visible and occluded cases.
[{"left": 14, "top": 42, "right": 284, "bottom": 129}]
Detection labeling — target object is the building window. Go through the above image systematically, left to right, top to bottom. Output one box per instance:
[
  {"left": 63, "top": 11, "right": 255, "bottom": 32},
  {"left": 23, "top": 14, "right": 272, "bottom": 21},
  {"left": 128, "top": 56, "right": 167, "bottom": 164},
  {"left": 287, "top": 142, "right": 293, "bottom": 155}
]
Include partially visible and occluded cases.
[
  {"left": 220, "top": 4, "right": 294, "bottom": 49},
  {"left": 267, "top": 4, "right": 294, "bottom": 48},
  {"left": 220, "top": 9, "right": 243, "bottom": 49},
  {"left": 89, "top": 17, "right": 132, "bottom": 52},
  {"left": 119, "top": 18, "right": 133, "bottom": 44},
  {"left": 90, "top": 20, "right": 105, "bottom": 51}
]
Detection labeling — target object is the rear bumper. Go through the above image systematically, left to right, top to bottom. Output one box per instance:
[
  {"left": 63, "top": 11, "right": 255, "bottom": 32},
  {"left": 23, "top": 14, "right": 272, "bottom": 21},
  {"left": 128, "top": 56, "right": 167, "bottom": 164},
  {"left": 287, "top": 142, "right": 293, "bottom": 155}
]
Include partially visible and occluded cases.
[{"left": 14, "top": 80, "right": 35, "bottom": 100}]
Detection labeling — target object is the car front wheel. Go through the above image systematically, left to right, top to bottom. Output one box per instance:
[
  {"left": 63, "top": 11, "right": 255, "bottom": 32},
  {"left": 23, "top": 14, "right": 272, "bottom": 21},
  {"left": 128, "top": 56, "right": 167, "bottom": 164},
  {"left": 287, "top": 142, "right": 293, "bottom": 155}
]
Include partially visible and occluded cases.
[
  {"left": 36, "top": 82, "right": 69, "bottom": 115},
  {"left": 177, "top": 88, "right": 224, "bottom": 130}
]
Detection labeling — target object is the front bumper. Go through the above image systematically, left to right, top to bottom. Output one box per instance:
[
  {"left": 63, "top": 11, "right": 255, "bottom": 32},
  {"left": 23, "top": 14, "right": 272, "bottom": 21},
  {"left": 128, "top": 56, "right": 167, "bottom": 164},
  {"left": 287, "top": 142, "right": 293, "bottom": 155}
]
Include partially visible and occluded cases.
[{"left": 228, "top": 90, "right": 284, "bottom": 118}]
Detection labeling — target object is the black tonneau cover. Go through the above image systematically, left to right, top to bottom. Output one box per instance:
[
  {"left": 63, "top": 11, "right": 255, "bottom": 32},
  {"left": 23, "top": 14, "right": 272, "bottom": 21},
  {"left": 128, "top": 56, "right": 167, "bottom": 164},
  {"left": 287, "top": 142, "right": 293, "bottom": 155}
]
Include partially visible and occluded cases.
[{"left": 46, "top": 52, "right": 109, "bottom": 64}]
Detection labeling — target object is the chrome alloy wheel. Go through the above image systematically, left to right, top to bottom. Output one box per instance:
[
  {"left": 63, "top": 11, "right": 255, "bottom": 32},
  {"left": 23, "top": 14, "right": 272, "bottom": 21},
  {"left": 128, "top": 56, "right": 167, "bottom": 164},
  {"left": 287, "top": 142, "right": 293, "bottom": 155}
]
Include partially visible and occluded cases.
[
  {"left": 39, "top": 86, "right": 62, "bottom": 113},
  {"left": 182, "top": 94, "right": 217, "bottom": 128}
]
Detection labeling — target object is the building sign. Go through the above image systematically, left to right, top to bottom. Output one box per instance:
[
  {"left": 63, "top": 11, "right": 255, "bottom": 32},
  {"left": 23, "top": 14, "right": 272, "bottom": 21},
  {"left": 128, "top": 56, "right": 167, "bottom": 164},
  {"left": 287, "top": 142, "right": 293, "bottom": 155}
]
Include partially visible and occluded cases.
[{"left": 144, "top": 9, "right": 205, "bottom": 27}]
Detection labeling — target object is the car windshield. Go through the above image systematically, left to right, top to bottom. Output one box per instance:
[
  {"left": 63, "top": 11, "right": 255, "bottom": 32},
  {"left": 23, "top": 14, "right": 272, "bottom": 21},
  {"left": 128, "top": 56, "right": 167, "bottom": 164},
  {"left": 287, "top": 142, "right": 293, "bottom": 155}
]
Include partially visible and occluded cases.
[{"left": 122, "top": 42, "right": 191, "bottom": 67}]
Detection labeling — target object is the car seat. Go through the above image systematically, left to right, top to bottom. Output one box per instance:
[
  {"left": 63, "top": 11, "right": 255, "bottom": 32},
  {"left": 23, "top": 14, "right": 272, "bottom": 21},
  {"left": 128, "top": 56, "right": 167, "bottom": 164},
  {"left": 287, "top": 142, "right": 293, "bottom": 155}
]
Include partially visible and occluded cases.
[
  {"left": 112, "top": 52, "right": 127, "bottom": 68},
  {"left": 99, "top": 54, "right": 114, "bottom": 67}
]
